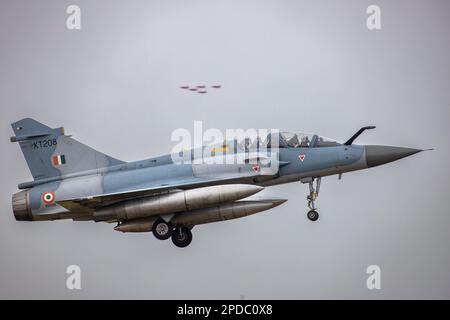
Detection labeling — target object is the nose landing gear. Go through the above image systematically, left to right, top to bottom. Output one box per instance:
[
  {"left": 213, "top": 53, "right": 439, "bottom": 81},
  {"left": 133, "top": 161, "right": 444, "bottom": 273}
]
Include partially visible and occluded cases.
[{"left": 306, "top": 178, "right": 321, "bottom": 222}]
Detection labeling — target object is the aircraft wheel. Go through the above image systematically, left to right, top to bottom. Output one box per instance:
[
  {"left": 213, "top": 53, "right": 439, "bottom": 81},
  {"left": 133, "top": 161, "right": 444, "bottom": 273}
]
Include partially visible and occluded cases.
[
  {"left": 307, "top": 210, "right": 319, "bottom": 222},
  {"left": 152, "top": 218, "right": 173, "bottom": 240},
  {"left": 171, "top": 227, "right": 192, "bottom": 248}
]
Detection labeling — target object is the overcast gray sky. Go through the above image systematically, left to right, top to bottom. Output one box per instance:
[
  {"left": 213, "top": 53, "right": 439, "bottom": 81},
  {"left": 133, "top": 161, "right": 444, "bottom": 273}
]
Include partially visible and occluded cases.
[{"left": 1, "top": 0, "right": 449, "bottom": 299}]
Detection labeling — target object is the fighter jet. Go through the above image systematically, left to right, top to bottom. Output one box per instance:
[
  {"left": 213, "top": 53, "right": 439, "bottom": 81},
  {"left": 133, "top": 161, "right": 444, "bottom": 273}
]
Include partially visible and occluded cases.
[{"left": 10, "top": 119, "right": 427, "bottom": 248}]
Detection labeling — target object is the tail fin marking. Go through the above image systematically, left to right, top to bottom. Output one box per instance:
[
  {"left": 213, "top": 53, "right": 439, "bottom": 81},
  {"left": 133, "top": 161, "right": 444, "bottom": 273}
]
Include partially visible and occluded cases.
[{"left": 11, "top": 118, "right": 124, "bottom": 181}]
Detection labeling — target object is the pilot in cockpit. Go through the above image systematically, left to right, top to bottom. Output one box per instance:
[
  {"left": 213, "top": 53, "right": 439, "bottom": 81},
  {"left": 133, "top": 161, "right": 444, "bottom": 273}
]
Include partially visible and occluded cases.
[
  {"left": 287, "top": 134, "right": 300, "bottom": 148},
  {"left": 300, "top": 135, "right": 310, "bottom": 147}
]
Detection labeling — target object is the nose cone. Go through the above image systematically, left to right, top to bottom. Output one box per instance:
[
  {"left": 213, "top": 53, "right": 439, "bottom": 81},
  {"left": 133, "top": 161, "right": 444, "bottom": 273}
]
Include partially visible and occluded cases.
[{"left": 365, "top": 145, "right": 422, "bottom": 168}]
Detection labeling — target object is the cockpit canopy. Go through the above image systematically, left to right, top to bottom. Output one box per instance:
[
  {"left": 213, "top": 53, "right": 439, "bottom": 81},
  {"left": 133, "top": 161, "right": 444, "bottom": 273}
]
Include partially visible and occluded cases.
[
  {"left": 229, "top": 131, "right": 342, "bottom": 151},
  {"left": 276, "top": 132, "right": 341, "bottom": 148}
]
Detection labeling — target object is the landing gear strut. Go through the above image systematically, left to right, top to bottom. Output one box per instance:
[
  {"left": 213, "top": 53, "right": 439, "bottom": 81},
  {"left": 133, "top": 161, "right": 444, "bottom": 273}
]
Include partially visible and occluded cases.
[{"left": 306, "top": 178, "right": 321, "bottom": 222}]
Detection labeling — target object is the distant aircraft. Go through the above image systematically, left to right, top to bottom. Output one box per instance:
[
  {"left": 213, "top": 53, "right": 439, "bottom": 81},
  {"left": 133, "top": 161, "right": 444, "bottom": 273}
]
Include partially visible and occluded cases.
[
  {"left": 180, "top": 84, "right": 221, "bottom": 93},
  {"left": 10, "top": 120, "right": 428, "bottom": 247}
]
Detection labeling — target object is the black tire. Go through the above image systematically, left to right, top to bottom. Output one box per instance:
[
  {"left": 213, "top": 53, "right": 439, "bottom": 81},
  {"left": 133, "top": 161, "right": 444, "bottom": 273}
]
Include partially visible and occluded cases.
[
  {"left": 307, "top": 210, "right": 319, "bottom": 222},
  {"left": 152, "top": 218, "right": 173, "bottom": 240},
  {"left": 171, "top": 227, "right": 193, "bottom": 248}
]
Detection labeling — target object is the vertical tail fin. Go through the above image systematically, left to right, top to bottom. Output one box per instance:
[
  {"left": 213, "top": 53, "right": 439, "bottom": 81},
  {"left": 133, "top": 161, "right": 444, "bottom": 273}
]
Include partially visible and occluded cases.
[{"left": 11, "top": 118, "right": 124, "bottom": 181}]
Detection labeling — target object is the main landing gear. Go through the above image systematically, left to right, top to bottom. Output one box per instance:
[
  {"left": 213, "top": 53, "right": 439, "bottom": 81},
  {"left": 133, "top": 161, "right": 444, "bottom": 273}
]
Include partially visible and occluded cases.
[
  {"left": 306, "top": 178, "right": 321, "bottom": 222},
  {"left": 152, "top": 218, "right": 193, "bottom": 248},
  {"left": 152, "top": 218, "right": 173, "bottom": 240},
  {"left": 171, "top": 227, "right": 193, "bottom": 248}
]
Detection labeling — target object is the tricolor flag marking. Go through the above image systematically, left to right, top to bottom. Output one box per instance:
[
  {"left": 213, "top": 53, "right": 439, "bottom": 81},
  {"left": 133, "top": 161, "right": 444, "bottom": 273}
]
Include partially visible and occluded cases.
[{"left": 52, "top": 154, "right": 66, "bottom": 166}]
